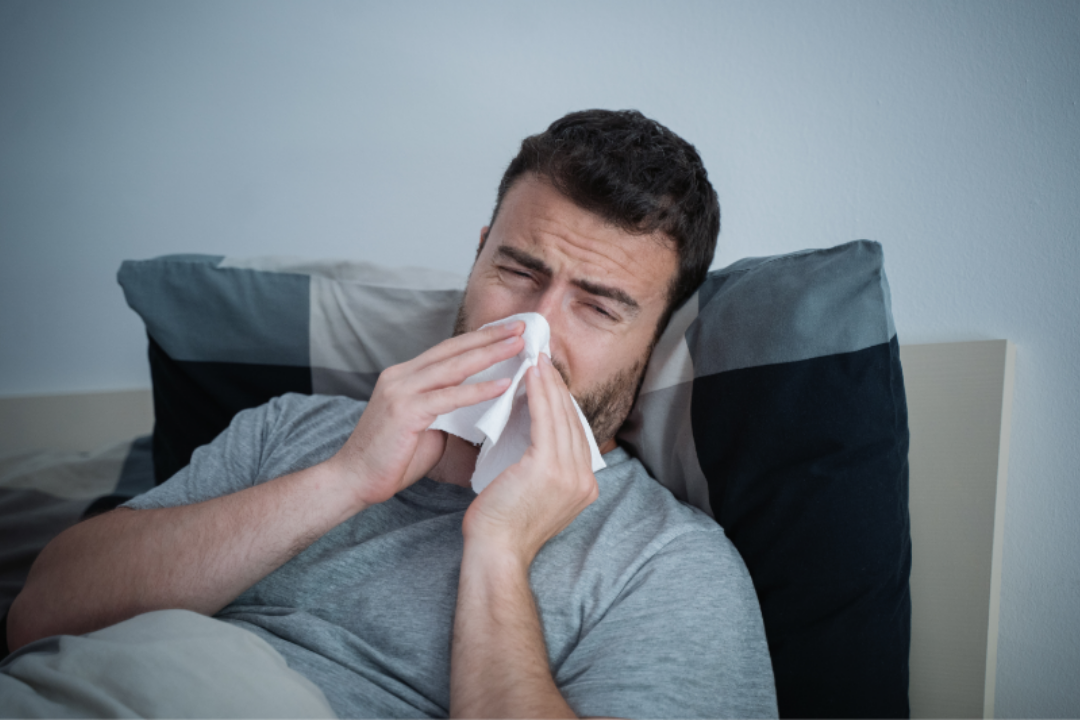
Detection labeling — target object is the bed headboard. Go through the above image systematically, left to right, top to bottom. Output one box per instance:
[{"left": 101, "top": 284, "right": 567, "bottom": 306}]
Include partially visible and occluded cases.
[{"left": 901, "top": 339, "right": 1015, "bottom": 719}]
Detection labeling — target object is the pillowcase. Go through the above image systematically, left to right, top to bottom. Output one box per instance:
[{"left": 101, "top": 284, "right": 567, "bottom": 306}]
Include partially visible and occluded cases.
[
  {"left": 118, "top": 240, "right": 910, "bottom": 718},
  {"left": 623, "top": 242, "right": 911, "bottom": 718},
  {"left": 118, "top": 256, "right": 465, "bottom": 485}
]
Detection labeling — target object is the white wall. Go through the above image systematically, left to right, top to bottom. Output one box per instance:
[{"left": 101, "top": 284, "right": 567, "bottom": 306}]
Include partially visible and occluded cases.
[{"left": 1, "top": 0, "right": 1077, "bottom": 714}]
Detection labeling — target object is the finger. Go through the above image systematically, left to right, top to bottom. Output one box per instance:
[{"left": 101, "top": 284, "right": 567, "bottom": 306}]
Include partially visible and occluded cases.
[
  {"left": 406, "top": 320, "right": 525, "bottom": 374},
  {"left": 427, "top": 332, "right": 524, "bottom": 386},
  {"left": 407, "top": 333, "right": 524, "bottom": 394},
  {"left": 540, "top": 355, "right": 575, "bottom": 463},
  {"left": 543, "top": 355, "right": 585, "bottom": 443},
  {"left": 525, "top": 363, "right": 554, "bottom": 452},
  {"left": 557, "top": 370, "right": 589, "bottom": 465},
  {"left": 422, "top": 376, "right": 512, "bottom": 419},
  {"left": 403, "top": 428, "right": 448, "bottom": 484}
]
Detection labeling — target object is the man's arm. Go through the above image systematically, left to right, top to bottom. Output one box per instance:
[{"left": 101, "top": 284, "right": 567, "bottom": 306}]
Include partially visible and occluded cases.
[
  {"left": 7, "top": 322, "right": 525, "bottom": 652},
  {"left": 450, "top": 354, "right": 600, "bottom": 719},
  {"left": 6, "top": 461, "right": 362, "bottom": 651}
]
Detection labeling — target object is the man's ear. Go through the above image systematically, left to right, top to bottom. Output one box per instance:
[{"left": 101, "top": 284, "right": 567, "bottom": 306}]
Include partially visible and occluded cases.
[{"left": 476, "top": 227, "right": 489, "bottom": 259}]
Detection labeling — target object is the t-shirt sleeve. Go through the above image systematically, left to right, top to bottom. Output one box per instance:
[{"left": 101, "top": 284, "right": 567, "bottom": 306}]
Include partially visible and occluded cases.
[
  {"left": 122, "top": 394, "right": 362, "bottom": 511},
  {"left": 555, "top": 529, "right": 779, "bottom": 719}
]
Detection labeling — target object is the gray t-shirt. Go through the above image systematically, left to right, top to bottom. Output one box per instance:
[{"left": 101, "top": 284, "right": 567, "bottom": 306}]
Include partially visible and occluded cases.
[{"left": 125, "top": 393, "right": 777, "bottom": 719}]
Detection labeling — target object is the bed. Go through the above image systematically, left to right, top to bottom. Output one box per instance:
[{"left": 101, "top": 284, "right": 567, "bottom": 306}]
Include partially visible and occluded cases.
[{"left": 0, "top": 242, "right": 1014, "bottom": 719}]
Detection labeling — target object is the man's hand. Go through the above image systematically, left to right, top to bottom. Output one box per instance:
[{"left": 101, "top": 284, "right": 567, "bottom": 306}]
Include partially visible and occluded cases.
[
  {"left": 328, "top": 320, "right": 525, "bottom": 508},
  {"left": 462, "top": 352, "right": 599, "bottom": 564},
  {"left": 450, "top": 353, "right": 600, "bottom": 719}
]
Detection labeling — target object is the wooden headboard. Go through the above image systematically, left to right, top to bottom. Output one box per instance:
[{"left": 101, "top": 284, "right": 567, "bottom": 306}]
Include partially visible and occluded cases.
[{"left": 0, "top": 339, "right": 1016, "bottom": 718}]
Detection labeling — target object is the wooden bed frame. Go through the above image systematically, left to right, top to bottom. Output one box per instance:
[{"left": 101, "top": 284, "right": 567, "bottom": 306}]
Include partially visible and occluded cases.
[{"left": 0, "top": 339, "right": 1015, "bottom": 719}]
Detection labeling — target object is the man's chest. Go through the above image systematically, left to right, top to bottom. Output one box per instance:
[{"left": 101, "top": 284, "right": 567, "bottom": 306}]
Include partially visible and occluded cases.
[{"left": 223, "top": 503, "right": 624, "bottom": 682}]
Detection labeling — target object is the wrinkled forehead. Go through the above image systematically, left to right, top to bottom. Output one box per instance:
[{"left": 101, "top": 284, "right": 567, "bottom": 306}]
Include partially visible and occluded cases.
[{"left": 483, "top": 175, "right": 678, "bottom": 303}]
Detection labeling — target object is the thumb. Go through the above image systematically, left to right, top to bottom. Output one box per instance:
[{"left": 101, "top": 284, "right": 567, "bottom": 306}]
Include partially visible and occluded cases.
[{"left": 404, "top": 429, "right": 448, "bottom": 485}]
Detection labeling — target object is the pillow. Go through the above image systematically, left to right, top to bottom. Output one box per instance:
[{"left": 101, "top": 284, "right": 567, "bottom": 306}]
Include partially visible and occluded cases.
[
  {"left": 118, "top": 240, "right": 910, "bottom": 718},
  {"left": 622, "top": 242, "right": 911, "bottom": 718},
  {"left": 117, "top": 256, "right": 465, "bottom": 485}
]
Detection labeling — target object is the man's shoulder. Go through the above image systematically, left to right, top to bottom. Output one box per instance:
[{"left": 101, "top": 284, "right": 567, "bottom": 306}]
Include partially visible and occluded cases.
[
  {"left": 265, "top": 391, "right": 367, "bottom": 419},
  {"left": 248, "top": 392, "right": 367, "bottom": 438},
  {"left": 124, "top": 393, "right": 367, "bottom": 510},
  {"left": 581, "top": 445, "right": 739, "bottom": 573},
  {"left": 595, "top": 445, "right": 721, "bottom": 533}
]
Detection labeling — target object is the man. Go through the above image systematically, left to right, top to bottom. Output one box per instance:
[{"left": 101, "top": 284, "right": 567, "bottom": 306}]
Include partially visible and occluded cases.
[{"left": 6, "top": 110, "right": 777, "bottom": 717}]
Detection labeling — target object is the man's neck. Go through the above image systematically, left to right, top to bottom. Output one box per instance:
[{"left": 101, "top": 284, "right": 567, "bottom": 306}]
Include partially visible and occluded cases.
[{"left": 427, "top": 434, "right": 481, "bottom": 489}]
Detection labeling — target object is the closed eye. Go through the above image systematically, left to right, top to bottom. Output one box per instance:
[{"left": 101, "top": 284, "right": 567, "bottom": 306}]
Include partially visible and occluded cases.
[
  {"left": 499, "top": 266, "right": 533, "bottom": 280},
  {"left": 587, "top": 302, "right": 617, "bottom": 321}
]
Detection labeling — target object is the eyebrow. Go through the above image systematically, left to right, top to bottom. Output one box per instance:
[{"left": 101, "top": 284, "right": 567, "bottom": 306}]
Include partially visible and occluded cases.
[{"left": 495, "top": 245, "right": 641, "bottom": 313}]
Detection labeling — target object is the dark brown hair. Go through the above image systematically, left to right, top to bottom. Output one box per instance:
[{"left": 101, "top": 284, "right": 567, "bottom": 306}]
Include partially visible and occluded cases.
[{"left": 491, "top": 109, "right": 720, "bottom": 330}]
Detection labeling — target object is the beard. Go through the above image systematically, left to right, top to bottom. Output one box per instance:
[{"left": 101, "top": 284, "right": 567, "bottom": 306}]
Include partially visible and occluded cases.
[
  {"left": 452, "top": 300, "right": 650, "bottom": 448},
  {"left": 555, "top": 354, "right": 647, "bottom": 447}
]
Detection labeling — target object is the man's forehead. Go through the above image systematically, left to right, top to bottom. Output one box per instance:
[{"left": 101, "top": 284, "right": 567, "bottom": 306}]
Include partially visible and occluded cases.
[{"left": 496, "top": 175, "right": 655, "bottom": 243}]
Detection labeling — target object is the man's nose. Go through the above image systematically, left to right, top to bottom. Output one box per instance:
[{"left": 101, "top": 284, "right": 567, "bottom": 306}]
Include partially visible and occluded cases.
[
  {"left": 529, "top": 289, "right": 560, "bottom": 321},
  {"left": 529, "top": 291, "right": 566, "bottom": 364}
]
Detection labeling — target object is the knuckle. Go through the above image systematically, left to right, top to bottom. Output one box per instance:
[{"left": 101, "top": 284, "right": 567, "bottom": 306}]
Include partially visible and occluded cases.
[
  {"left": 389, "top": 360, "right": 413, "bottom": 378},
  {"left": 379, "top": 364, "right": 402, "bottom": 385},
  {"left": 429, "top": 386, "right": 453, "bottom": 407},
  {"left": 384, "top": 395, "right": 410, "bottom": 420},
  {"left": 574, "top": 474, "right": 599, "bottom": 503},
  {"left": 586, "top": 482, "right": 599, "bottom": 504}
]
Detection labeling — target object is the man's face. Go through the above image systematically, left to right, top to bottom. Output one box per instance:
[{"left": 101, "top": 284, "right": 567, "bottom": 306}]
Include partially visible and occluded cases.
[{"left": 454, "top": 174, "right": 678, "bottom": 452}]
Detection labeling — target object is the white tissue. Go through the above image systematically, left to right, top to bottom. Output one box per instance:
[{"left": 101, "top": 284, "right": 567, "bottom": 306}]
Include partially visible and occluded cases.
[{"left": 429, "top": 312, "right": 606, "bottom": 493}]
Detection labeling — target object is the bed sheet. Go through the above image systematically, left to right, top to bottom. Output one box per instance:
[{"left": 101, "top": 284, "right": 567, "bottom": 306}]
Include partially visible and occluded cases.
[{"left": 0, "top": 435, "right": 155, "bottom": 654}]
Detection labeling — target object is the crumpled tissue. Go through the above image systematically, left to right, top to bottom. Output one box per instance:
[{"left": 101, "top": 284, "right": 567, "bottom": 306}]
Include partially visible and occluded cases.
[{"left": 429, "top": 312, "right": 606, "bottom": 493}]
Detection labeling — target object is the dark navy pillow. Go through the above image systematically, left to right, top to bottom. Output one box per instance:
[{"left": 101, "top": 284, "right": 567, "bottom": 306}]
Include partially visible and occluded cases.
[
  {"left": 619, "top": 240, "right": 910, "bottom": 717},
  {"left": 119, "top": 241, "right": 911, "bottom": 718}
]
